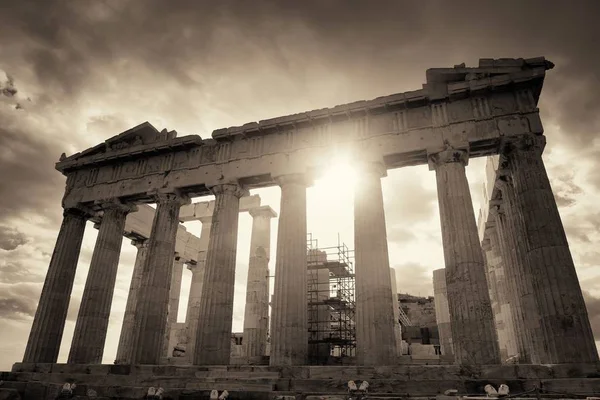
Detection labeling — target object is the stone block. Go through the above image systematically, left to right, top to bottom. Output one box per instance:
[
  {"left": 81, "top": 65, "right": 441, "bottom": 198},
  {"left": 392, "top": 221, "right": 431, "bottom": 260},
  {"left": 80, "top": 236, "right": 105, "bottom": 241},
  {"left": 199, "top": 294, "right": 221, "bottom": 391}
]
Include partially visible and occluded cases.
[
  {"left": 549, "top": 363, "right": 600, "bottom": 378},
  {"left": 10, "top": 364, "right": 33, "bottom": 373},
  {"left": 32, "top": 364, "right": 52, "bottom": 373},
  {"left": 108, "top": 364, "right": 131, "bottom": 375},
  {"left": 513, "top": 364, "right": 553, "bottom": 379},
  {"left": 407, "top": 365, "right": 462, "bottom": 380},
  {"left": 477, "top": 365, "right": 518, "bottom": 379},
  {"left": 271, "top": 366, "right": 309, "bottom": 379},
  {"left": 308, "top": 366, "right": 358, "bottom": 379},
  {"left": 540, "top": 378, "right": 600, "bottom": 394},
  {"left": 273, "top": 379, "right": 291, "bottom": 391},
  {"left": 0, "top": 382, "right": 25, "bottom": 395},
  {"left": 23, "top": 382, "right": 46, "bottom": 399},
  {"left": 0, "top": 389, "right": 20, "bottom": 400}
]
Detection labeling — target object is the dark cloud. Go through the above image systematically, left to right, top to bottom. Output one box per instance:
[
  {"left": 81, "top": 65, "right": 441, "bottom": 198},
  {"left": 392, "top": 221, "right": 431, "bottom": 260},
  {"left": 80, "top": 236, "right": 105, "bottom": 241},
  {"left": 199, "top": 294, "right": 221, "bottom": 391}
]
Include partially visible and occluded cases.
[
  {"left": 0, "top": 123, "right": 66, "bottom": 225},
  {"left": 0, "top": 226, "right": 29, "bottom": 251},
  {"left": 0, "top": 261, "right": 44, "bottom": 283},
  {"left": 0, "top": 282, "right": 41, "bottom": 320}
]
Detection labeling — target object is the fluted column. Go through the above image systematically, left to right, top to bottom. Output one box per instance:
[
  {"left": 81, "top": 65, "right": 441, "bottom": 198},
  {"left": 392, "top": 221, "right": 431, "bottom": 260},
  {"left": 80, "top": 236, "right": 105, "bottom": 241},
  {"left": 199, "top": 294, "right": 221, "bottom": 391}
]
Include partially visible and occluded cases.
[
  {"left": 502, "top": 134, "right": 598, "bottom": 363},
  {"left": 429, "top": 147, "right": 500, "bottom": 365},
  {"left": 354, "top": 162, "right": 397, "bottom": 365},
  {"left": 270, "top": 174, "right": 309, "bottom": 366},
  {"left": 194, "top": 184, "right": 247, "bottom": 365},
  {"left": 132, "top": 191, "right": 190, "bottom": 365},
  {"left": 69, "top": 200, "right": 135, "bottom": 364},
  {"left": 490, "top": 205, "right": 532, "bottom": 362},
  {"left": 243, "top": 206, "right": 277, "bottom": 359},
  {"left": 23, "top": 208, "right": 88, "bottom": 363},
  {"left": 184, "top": 216, "right": 210, "bottom": 362},
  {"left": 483, "top": 228, "right": 518, "bottom": 361},
  {"left": 481, "top": 237, "right": 506, "bottom": 360},
  {"left": 115, "top": 238, "right": 148, "bottom": 364},
  {"left": 163, "top": 255, "right": 185, "bottom": 357},
  {"left": 389, "top": 268, "right": 403, "bottom": 357},
  {"left": 432, "top": 268, "right": 453, "bottom": 357}
]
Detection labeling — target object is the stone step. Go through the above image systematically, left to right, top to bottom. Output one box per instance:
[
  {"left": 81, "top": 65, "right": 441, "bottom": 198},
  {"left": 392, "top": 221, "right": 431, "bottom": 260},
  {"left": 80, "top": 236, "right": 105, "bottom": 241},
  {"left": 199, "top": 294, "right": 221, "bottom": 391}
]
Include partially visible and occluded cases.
[
  {"left": 11, "top": 362, "right": 600, "bottom": 380},
  {"left": 4, "top": 372, "right": 600, "bottom": 398}
]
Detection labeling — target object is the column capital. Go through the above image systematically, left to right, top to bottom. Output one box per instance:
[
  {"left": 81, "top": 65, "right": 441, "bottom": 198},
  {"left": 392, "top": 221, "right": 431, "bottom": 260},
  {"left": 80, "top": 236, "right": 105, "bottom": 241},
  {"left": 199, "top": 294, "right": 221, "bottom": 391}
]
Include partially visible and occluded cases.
[
  {"left": 503, "top": 133, "right": 546, "bottom": 156},
  {"left": 427, "top": 146, "right": 469, "bottom": 170},
  {"left": 274, "top": 173, "right": 312, "bottom": 187},
  {"left": 208, "top": 183, "right": 248, "bottom": 198},
  {"left": 147, "top": 189, "right": 191, "bottom": 206},
  {"left": 94, "top": 198, "right": 138, "bottom": 214},
  {"left": 249, "top": 205, "right": 278, "bottom": 219},
  {"left": 63, "top": 206, "right": 92, "bottom": 220},
  {"left": 131, "top": 238, "right": 148, "bottom": 249},
  {"left": 186, "top": 260, "right": 199, "bottom": 271}
]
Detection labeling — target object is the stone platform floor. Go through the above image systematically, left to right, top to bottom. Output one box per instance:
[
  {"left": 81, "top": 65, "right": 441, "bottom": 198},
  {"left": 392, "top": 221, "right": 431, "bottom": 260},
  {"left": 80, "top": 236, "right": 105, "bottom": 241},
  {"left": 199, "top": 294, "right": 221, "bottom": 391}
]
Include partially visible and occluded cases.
[{"left": 1, "top": 363, "right": 600, "bottom": 399}]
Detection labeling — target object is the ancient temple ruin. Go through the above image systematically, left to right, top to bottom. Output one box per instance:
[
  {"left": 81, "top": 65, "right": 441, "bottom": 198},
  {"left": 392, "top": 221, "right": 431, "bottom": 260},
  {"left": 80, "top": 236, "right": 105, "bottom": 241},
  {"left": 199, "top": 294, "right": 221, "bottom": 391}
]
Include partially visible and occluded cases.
[{"left": 4, "top": 57, "right": 600, "bottom": 399}]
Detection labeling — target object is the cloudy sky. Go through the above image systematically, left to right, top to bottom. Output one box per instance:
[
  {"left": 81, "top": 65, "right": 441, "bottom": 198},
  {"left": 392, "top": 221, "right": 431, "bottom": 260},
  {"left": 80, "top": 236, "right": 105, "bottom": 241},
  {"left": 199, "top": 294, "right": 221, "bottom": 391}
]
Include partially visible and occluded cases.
[{"left": 2, "top": 0, "right": 600, "bottom": 369}]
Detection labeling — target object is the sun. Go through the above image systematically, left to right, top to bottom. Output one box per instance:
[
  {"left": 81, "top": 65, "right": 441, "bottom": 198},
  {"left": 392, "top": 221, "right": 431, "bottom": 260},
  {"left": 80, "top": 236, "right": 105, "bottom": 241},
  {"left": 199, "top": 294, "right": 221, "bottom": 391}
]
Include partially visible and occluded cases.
[{"left": 314, "top": 155, "right": 358, "bottom": 197}]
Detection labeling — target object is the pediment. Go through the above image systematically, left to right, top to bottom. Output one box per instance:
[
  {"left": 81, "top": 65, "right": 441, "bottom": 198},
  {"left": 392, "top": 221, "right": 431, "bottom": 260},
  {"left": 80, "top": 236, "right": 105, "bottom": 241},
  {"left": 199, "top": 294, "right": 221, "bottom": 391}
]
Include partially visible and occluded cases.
[{"left": 60, "top": 122, "right": 178, "bottom": 163}]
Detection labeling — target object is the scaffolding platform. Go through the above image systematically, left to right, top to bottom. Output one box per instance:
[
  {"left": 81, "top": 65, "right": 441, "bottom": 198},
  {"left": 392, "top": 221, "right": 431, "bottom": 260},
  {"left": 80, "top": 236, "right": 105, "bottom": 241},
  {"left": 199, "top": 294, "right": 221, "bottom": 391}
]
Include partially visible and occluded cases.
[{"left": 306, "top": 233, "right": 356, "bottom": 364}]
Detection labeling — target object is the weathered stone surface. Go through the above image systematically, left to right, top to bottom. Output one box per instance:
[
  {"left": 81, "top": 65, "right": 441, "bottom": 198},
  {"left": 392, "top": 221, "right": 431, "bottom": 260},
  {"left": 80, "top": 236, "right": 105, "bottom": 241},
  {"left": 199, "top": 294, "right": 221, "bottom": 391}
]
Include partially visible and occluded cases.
[
  {"left": 57, "top": 60, "right": 551, "bottom": 208},
  {"left": 501, "top": 134, "right": 598, "bottom": 364},
  {"left": 430, "top": 148, "right": 499, "bottom": 365},
  {"left": 354, "top": 162, "right": 397, "bottom": 365},
  {"left": 270, "top": 175, "right": 309, "bottom": 366},
  {"left": 194, "top": 184, "right": 247, "bottom": 365},
  {"left": 132, "top": 191, "right": 189, "bottom": 364},
  {"left": 69, "top": 200, "right": 134, "bottom": 364},
  {"left": 123, "top": 204, "right": 201, "bottom": 263},
  {"left": 491, "top": 205, "right": 533, "bottom": 363},
  {"left": 243, "top": 206, "right": 277, "bottom": 359},
  {"left": 23, "top": 208, "right": 88, "bottom": 364},
  {"left": 182, "top": 216, "right": 211, "bottom": 362},
  {"left": 483, "top": 227, "right": 518, "bottom": 361},
  {"left": 115, "top": 239, "right": 148, "bottom": 364},
  {"left": 163, "top": 255, "right": 185, "bottom": 357},
  {"left": 389, "top": 268, "right": 403, "bottom": 357},
  {"left": 433, "top": 268, "right": 453, "bottom": 358}
]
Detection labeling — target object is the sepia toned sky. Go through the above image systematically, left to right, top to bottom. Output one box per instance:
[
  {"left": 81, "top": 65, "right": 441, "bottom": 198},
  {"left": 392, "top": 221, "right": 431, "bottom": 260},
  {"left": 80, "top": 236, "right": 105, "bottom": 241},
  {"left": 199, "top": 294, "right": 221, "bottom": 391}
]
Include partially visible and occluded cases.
[{"left": 1, "top": 0, "right": 600, "bottom": 369}]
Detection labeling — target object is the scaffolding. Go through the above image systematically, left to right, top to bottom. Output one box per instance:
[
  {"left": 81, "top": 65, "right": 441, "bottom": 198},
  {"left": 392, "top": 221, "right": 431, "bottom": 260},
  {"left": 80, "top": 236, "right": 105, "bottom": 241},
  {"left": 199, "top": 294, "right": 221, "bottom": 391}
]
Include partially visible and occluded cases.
[{"left": 306, "top": 233, "right": 356, "bottom": 364}]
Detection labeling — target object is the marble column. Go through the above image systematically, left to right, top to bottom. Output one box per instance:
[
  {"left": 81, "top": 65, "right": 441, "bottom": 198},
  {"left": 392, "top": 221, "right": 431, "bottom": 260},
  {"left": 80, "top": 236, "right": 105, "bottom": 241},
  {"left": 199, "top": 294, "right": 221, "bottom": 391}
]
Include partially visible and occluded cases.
[
  {"left": 502, "top": 134, "right": 598, "bottom": 363},
  {"left": 429, "top": 148, "right": 500, "bottom": 365},
  {"left": 354, "top": 162, "right": 397, "bottom": 365},
  {"left": 270, "top": 174, "right": 309, "bottom": 366},
  {"left": 194, "top": 184, "right": 247, "bottom": 365},
  {"left": 132, "top": 191, "right": 189, "bottom": 365},
  {"left": 69, "top": 200, "right": 134, "bottom": 364},
  {"left": 243, "top": 206, "right": 277, "bottom": 359},
  {"left": 490, "top": 206, "right": 533, "bottom": 363},
  {"left": 23, "top": 208, "right": 88, "bottom": 363},
  {"left": 184, "top": 216, "right": 210, "bottom": 362},
  {"left": 482, "top": 229, "right": 518, "bottom": 361},
  {"left": 481, "top": 237, "right": 506, "bottom": 360},
  {"left": 115, "top": 238, "right": 148, "bottom": 364},
  {"left": 163, "top": 255, "right": 185, "bottom": 357},
  {"left": 389, "top": 268, "right": 403, "bottom": 357},
  {"left": 432, "top": 268, "right": 453, "bottom": 357}
]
